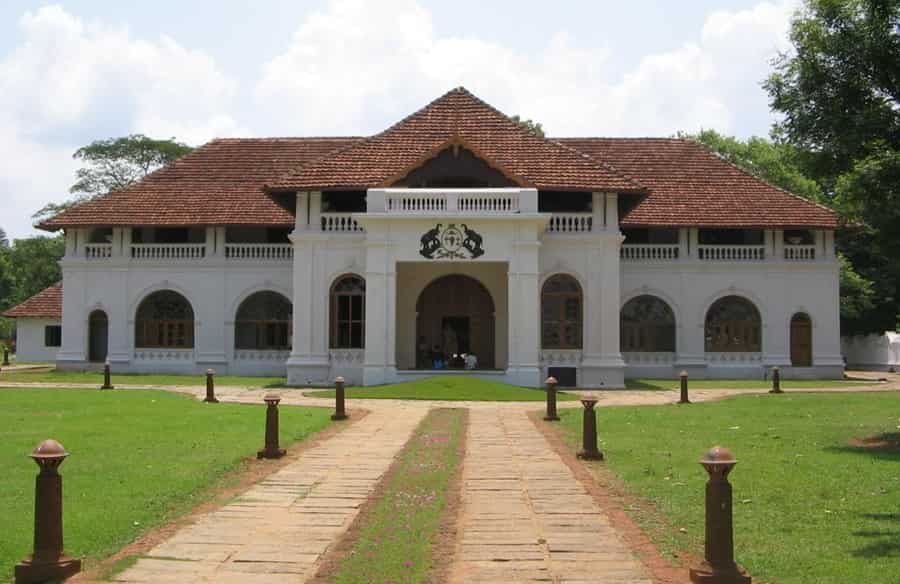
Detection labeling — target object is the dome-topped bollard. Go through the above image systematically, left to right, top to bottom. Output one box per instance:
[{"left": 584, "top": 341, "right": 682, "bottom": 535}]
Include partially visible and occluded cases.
[
  {"left": 100, "top": 358, "right": 114, "bottom": 390},
  {"left": 769, "top": 366, "right": 783, "bottom": 394},
  {"left": 204, "top": 369, "right": 219, "bottom": 403},
  {"left": 679, "top": 370, "right": 691, "bottom": 404},
  {"left": 331, "top": 376, "right": 348, "bottom": 421},
  {"left": 543, "top": 376, "right": 560, "bottom": 421},
  {"left": 257, "top": 394, "right": 286, "bottom": 459},
  {"left": 576, "top": 398, "right": 604, "bottom": 460},
  {"left": 15, "top": 440, "right": 82, "bottom": 584},
  {"left": 689, "top": 446, "right": 752, "bottom": 584}
]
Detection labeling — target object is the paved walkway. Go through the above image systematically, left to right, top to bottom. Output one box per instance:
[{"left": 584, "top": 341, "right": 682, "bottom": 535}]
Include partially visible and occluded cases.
[
  {"left": 112, "top": 407, "right": 427, "bottom": 584},
  {"left": 449, "top": 408, "right": 652, "bottom": 584}
]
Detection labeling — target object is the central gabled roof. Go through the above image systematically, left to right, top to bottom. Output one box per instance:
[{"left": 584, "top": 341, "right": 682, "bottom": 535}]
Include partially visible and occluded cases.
[{"left": 265, "top": 87, "right": 646, "bottom": 193}]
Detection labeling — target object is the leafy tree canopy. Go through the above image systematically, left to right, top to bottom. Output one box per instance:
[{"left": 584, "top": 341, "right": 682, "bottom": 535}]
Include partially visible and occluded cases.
[
  {"left": 510, "top": 115, "right": 545, "bottom": 137},
  {"left": 33, "top": 134, "right": 193, "bottom": 221}
]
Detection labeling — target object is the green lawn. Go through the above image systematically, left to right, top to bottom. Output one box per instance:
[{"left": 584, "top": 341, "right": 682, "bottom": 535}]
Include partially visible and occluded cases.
[
  {"left": 0, "top": 368, "right": 285, "bottom": 388},
  {"left": 307, "top": 376, "right": 580, "bottom": 401},
  {"left": 625, "top": 378, "right": 875, "bottom": 390},
  {"left": 0, "top": 389, "right": 331, "bottom": 582},
  {"left": 556, "top": 392, "right": 900, "bottom": 584},
  {"left": 329, "top": 408, "right": 466, "bottom": 583}
]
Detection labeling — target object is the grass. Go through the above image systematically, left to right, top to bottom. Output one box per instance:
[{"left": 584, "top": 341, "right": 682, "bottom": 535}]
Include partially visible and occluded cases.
[
  {"left": 0, "top": 368, "right": 286, "bottom": 388},
  {"left": 307, "top": 376, "right": 580, "bottom": 401},
  {"left": 625, "top": 378, "right": 875, "bottom": 390},
  {"left": 0, "top": 388, "right": 332, "bottom": 582},
  {"left": 555, "top": 392, "right": 900, "bottom": 584},
  {"left": 329, "top": 408, "right": 466, "bottom": 583}
]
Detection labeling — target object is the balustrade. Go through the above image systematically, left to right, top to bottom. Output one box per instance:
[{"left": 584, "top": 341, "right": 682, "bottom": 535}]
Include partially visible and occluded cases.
[
  {"left": 321, "top": 213, "right": 364, "bottom": 233},
  {"left": 547, "top": 213, "right": 593, "bottom": 233},
  {"left": 84, "top": 244, "right": 112, "bottom": 260},
  {"left": 131, "top": 244, "right": 206, "bottom": 260},
  {"left": 225, "top": 244, "right": 293, "bottom": 260},
  {"left": 620, "top": 244, "right": 679, "bottom": 261},
  {"left": 698, "top": 245, "right": 765, "bottom": 261},
  {"left": 784, "top": 245, "right": 816, "bottom": 261}
]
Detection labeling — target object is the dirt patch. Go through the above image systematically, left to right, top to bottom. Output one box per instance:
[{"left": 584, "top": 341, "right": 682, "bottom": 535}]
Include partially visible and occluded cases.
[
  {"left": 71, "top": 408, "right": 369, "bottom": 583},
  {"left": 310, "top": 408, "right": 468, "bottom": 584},
  {"left": 529, "top": 410, "right": 697, "bottom": 584},
  {"left": 850, "top": 433, "right": 900, "bottom": 451}
]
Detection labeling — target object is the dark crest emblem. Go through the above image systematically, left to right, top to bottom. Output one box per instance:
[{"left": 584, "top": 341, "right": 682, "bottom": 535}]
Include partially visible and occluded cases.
[{"left": 420, "top": 223, "right": 485, "bottom": 260}]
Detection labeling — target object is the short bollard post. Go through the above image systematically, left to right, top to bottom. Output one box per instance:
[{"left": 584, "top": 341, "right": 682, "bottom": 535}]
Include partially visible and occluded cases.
[
  {"left": 2, "top": 345, "right": 9, "bottom": 366},
  {"left": 100, "top": 358, "right": 114, "bottom": 390},
  {"left": 769, "top": 366, "right": 783, "bottom": 394},
  {"left": 204, "top": 369, "right": 219, "bottom": 403},
  {"left": 679, "top": 370, "right": 691, "bottom": 404},
  {"left": 331, "top": 376, "right": 348, "bottom": 421},
  {"left": 543, "top": 376, "right": 560, "bottom": 421},
  {"left": 257, "top": 394, "right": 286, "bottom": 459},
  {"left": 576, "top": 398, "right": 604, "bottom": 460},
  {"left": 15, "top": 439, "right": 82, "bottom": 584},
  {"left": 689, "top": 446, "right": 751, "bottom": 584}
]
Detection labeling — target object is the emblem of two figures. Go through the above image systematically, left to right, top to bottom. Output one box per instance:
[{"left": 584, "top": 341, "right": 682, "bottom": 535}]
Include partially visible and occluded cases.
[{"left": 420, "top": 223, "right": 485, "bottom": 259}]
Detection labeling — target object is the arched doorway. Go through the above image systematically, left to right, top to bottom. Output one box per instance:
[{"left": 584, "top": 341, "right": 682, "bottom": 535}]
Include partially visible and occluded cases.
[
  {"left": 416, "top": 275, "right": 495, "bottom": 369},
  {"left": 88, "top": 310, "right": 108, "bottom": 362},
  {"left": 790, "top": 313, "right": 812, "bottom": 366}
]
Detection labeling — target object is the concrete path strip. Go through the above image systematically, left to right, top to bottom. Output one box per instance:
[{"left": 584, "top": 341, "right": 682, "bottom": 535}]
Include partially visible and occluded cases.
[
  {"left": 111, "top": 407, "right": 427, "bottom": 584},
  {"left": 449, "top": 408, "right": 654, "bottom": 584}
]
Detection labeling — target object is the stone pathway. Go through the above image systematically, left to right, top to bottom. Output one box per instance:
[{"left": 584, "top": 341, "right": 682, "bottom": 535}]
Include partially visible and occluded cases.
[
  {"left": 112, "top": 407, "right": 427, "bottom": 584},
  {"left": 449, "top": 408, "right": 653, "bottom": 584}
]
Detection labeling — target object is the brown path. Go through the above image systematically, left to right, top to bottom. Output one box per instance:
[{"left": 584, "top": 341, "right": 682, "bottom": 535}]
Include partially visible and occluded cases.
[
  {"left": 111, "top": 407, "right": 427, "bottom": 583},
  {"left": 449, "top": 408, "right": 653, "bottom": 584}
]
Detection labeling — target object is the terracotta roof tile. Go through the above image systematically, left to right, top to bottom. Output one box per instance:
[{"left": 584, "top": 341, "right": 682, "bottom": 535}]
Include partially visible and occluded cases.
[
  {"left": 266, "top": 87, "right": 646, "bottom": 193},
  {"left": 558, "top": 137, "right": 838, "bottom": 228},
  {"left": 39, "top": 138, "right": 359, "bottom": 230},
  {"left": 2, "top": 283, "right": 63, "bottom": 319}
]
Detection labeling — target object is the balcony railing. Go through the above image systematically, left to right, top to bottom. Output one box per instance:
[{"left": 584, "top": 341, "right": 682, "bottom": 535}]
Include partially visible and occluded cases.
[
  {"left": 370, "top": 188, "right": 535, "bottom": 214},
  {"left": 321, "top": 213, "right": 364, "bottom": 233},
  {"left": 546, "top": 213, "right": 593, "bottom": 233},
  {"left": 85, "top": 243, "right": 112, "bottom": 260},
  {"left": 131, "top": 244, "right": 206, "bottom": 261},
  {"left": 225, "top": 244, "right": 293, "bottom": 261},
  {"left": 621, "top": 244, "right": 679, "bottom": 261},
  {"left": 697, "top": 245, "right": 766, "bottom": 261},
  {"left": 784, "top": 245, "right": 816, "bottom": 261}
]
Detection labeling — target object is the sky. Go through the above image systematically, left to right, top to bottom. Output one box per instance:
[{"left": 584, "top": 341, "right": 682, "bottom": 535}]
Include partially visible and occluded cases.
[{"left": 0, "top": 0, "right": 801, "bottom": 240}]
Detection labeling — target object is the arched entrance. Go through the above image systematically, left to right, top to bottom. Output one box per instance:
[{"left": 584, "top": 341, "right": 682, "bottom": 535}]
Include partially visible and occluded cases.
[
  {"left": 416, "top": 275, "right": 495, "bottom": 369},
  {"left": 88, "top": 310, "right": 108, "bottom": 362},
  {"left": 790, "top": 312, "right": 812, "bottom": 366}
]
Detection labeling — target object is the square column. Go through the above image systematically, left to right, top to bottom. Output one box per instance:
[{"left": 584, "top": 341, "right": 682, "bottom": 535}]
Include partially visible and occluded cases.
[
  {"left": 286, "top": 232, "right": 331, "bottom": 385},
  {"left": 581, "top": 232, "right": 626, "bottom": 388},
  {"left": 507, "top": 236, "right": 542, "bottom": 388},
  {"left": 362, "top": 240, "right": 397, "bottom": 386}
]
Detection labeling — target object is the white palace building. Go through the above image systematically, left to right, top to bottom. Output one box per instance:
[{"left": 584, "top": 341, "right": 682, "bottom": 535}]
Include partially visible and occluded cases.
[{"left": 4, "top": 88, "right": 844, "bottom": 387}]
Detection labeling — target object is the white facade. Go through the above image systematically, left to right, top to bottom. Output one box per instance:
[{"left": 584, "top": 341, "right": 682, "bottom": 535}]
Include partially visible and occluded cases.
[
  {"left": 54, "top": 187, "right": 843, "bottom": 387},
  {"left": 12, "top": 318, "right": 61, "bottom": 363},
  {"left": 842, "top": 332, "right": 900, "bottom": 371}
]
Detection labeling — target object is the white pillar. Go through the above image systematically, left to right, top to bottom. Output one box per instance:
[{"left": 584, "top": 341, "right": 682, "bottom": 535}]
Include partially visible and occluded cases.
[
  {"left": 309, "top": 191, "right": 323, "bottom": 231},
  {"left": 604, "top": 193, "right": 619, "bottom": 230},
  {"left": 286, "top": 232, "right": 330, "bottom": 385},
  {"left": 581, "top": 233, "right": 626, "bottom": 388},
  {"left": 363, "top": 238, "right": 397, "bottom": 385},
  {"left": 508, "top": 238, "right": 541, "bottom": 387}
]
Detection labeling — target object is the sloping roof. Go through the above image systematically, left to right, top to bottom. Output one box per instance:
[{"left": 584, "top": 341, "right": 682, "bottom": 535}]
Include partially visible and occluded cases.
[
  {"left": 265, "top": 87, "right": 646, "bottom": 193},
  {"left": 39, "top": 138, "right": 358, "bottom": 230},
  {"left": 558, "top": 138, "right": 839, "bottom": 228},
  {"left": 2, "top": 283, "right": 63, "bottom": 319}
]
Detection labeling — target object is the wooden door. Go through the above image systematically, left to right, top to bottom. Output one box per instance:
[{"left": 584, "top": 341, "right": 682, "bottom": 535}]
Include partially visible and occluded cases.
[
  {"left": 89, "top": 311, "right": 109, "bottom": 363},
  {"left": 790, "top": 313, "right": 812, "bottom": 367}
]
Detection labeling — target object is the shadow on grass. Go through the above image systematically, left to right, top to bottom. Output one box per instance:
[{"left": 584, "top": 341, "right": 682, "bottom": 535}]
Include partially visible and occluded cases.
[
  {"left": 828, "top": 432, "right": 900, "bottom": 462},
  {"left": 852, "top": 512, "right": 900, "bottom": 558}
]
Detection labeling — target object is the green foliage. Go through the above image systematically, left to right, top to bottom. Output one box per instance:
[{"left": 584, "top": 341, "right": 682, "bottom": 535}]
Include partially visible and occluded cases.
[
  {"left": 766, "top": 0, "right": 900, "bottom": 334},
  {"left": 510, "top": 115, "right": 545, "bottom": 137},
  {"left": 33, "top": 134, "right": 193, "bottom": 221},
  {"left": 0, "top": 228, "right": 8, "bottom": 248},
  {"left": 0, "top": 235, "right": 65, "bottom": 343},
  {"left": 0, "top": 368, "right": 286, "bottom": 388},
  {"left": 625, "top": 377, "right": 868, "bottom": 390},
  {"left": 0, "top": 389, "right": 331, "bottom": 580},
  {"left": 557, "top": 393, "right": 900, "bottom": 583}
]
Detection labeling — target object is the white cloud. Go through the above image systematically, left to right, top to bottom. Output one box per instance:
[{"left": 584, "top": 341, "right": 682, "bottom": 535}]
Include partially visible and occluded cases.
[
  {"left": 255, "top": 0, "right": 795, "bottom": 137},
  {"left": 0, "top": 4, "right": 245, "bottom": 239}
]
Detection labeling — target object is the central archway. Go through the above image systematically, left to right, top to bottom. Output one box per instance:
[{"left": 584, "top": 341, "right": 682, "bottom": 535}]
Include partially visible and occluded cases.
[{"left": 415, "top": 274, "right": 495, "bottom": 369}]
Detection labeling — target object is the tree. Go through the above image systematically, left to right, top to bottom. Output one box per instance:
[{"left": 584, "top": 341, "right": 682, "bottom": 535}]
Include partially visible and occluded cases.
[
  {"left": 765, "top": 0, "right": 900, "bottom": 334},
  {"left": 510, "top": 115, "right": 545, "bottom": 137},
  {"left": 33, "top": 135, "right": 193, "bottom": 221},
  {"left": 0, "top": 227, "right": 8, "bottom": 248},
  {"left": 3, "top": 236, "right": 65, "bottom": 306}
]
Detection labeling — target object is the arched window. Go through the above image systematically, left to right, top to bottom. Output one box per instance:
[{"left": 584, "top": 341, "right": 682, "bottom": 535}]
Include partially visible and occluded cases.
[
  {"left": 330, "top": 275, "right": 365, "bottom": 349},
  {"left": 541, "top": 275, "right": 583, "bottom": 349},
  {"left": 135, "top": 290, "right": 194, "bottom": 348},
  {"left": 235, "top": 292, "right": 292, "bottom": 350},
  {"left": 620, "top": 295, "right": 676, "bottom": 352},
  {"left": 705, "top": 296, "right": 761, "bottom": 352}
]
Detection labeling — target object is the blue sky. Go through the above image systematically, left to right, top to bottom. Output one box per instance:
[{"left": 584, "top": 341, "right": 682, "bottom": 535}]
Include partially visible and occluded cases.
[{"left": 0, "top": 0, "right": 800, "bottom": 239}]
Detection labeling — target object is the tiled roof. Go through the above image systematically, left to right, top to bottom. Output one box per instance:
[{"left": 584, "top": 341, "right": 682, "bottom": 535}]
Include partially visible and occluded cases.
[
  {"left": 265, "top": 87, "right": 646, "bottom": 193},
  {"left": 39, "top": 138, "right": 358, "bottom": 230},
  {"left": 558, "top": 138, "right": 839, "bottom": 228},
  {"left": 2, "top": 283, "right": 63, "bottom": 319}
]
